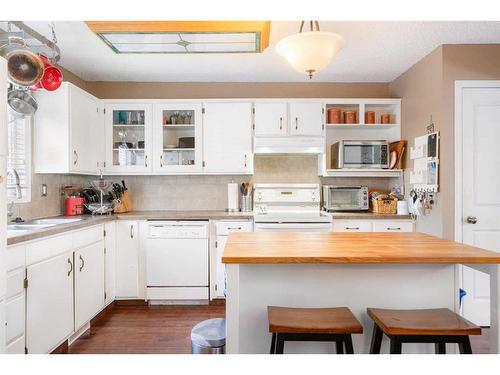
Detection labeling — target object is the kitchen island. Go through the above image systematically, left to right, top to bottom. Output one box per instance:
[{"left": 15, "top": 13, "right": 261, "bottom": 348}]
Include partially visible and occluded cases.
[{"left": 222, "top": 232, "right": 500, "bottom": 354}]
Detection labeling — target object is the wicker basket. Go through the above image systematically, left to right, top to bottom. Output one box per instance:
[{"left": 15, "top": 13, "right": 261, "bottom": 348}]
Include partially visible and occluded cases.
[{"left": 370, "top": 195, "right": 398, "bottom": 214}]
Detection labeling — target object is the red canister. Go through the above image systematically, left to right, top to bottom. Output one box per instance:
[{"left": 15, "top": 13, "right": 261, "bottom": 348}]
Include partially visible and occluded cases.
[{"left": 65, "top": 197, "right": 85, "bottom": 216}]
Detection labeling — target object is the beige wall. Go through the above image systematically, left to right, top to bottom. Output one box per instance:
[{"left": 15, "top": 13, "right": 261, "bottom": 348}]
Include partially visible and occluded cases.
[
  {"left": 390, "top": 43, "right": 500, "bottom": 240},
  {"left": 389, "top": 47, "right": 444, "bottom": 236},
  {"left": 85, "top": 81, "right": 389, "bottom": 99}
]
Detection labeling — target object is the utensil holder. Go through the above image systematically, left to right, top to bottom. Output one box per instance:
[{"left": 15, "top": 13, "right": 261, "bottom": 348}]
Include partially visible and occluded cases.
[{"left": 240, "top": 195, "right": 252, "bottom": 212}]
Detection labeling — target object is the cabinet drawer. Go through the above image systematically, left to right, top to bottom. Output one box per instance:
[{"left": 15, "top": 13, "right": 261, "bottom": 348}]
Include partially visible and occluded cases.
[
  {"left": 332, "top": 220, "right": 372, "bottom": 232},
  {"left": 215, "top": 221, "right": 253, "bottom": 235},
  {"left": 373, "top": 221, "right": 414, "bottom": 232},
  {"left": 73, "top": 225, "right": 104, "bottom": 249},
  {"left": 26, "top": 233, "right": 73, "bottom": 266},
  {"left": 6, "top": 244, "right": 25, "bottom": 272},
  {"left": 6, "top": 268, "right": 24, "bottom": 300},
  {"left": 6, "top": 294, "right": 25, "bottom": 343},
  {"left": 6, "top": 335, "right": 25, "bottom": 354}
]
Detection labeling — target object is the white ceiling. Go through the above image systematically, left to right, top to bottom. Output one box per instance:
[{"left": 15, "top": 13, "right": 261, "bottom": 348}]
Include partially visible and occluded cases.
[{"left": 24, "top": 21, "right": 500, "bottom": 82}]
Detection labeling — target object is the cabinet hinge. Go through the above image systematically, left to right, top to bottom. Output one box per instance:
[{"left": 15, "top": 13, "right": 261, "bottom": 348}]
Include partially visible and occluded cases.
[
  {"left": 97, "top": 107, "right": 99, "bottom": 113},
  {"left": 252, "top": 107, "right": 255, "bottom": 115},
  {"left": 104, "top": 108, "right": 106, "bottom": 114},
  {"left": 202, "top": 108, "right": 205, "bottom": 114},
  {"left": 322, "top": 108, "right": 325, "bottom": 114},
  {"left": 252, "top": 123, "right": 255, "bottom": 130},
  {"left": 322, "top": 124, "right": 325, "bottom": 130},
  {"left": 103, "top": 161, "right": 107, "bottom": 168},
  {"left": 202, "top": 161, "right": 206, "bottom": 167},
  {"left": 104, "top": 229, "right": 106, "bottom": 237},
  {"left": 215, "top": 240, "right": 218, "bottom": 248},
  {"left": 104, "top": 247, "right": 106, "bottom": 254},
  {"left": 23, "top": 277, "right": 28, "bottom": 289},
  {"left": 215, "top": 284, "right": 218, "bottom": 291},
  {"left": 104, "top": 292, "right": 107, "bottom": 300},
  {"left": 25, "top": 347, "right": 28, "bottom": 354}
]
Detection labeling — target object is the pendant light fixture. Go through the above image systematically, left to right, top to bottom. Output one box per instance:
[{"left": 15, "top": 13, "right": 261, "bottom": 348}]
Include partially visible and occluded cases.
[{"left": 275, "top": 21, "right": 344, "bottom": 79}]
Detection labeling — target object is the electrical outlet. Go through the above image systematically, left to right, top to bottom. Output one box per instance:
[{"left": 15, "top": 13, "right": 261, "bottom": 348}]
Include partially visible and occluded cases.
[{"left": 41, "top": 184, "right": 47, "bottom": 197}]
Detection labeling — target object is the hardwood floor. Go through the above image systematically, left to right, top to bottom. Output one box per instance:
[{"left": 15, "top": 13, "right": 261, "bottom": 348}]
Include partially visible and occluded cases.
[
  {"left": 67, "top": 303, "right": 489, "bottom": 354},
  {"left": 68, "top": 303, "right": 225, "bottom": 354}
]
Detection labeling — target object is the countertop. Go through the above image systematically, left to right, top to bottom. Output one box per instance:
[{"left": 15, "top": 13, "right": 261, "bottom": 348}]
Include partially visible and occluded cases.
[
  {"left": 6, "top": 210, "right": 253, "bottom": 246},
  {"left": 115, "top": 210, "right": 254, "bottom": 220},
  {"left": 328, "top": 212, "right": 413, "bottom": 220},
  {"left": 7, "top": 215, "right": 115, "bottom": 246},
  {"left": 222, "top": 232, "right": 500, "bottom": 264}
]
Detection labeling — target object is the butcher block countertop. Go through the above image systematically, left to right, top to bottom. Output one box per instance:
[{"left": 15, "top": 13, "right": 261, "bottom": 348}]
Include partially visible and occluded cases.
[{"left": 222, "top": 232, "right": 500, "bottom": 264}]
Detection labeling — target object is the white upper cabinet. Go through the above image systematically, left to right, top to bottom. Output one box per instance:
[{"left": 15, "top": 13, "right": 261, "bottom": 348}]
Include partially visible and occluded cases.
[
  {"left": 0, "top": 57, "right": 7, "bottom": 156},
  {"left": 34, "top": 82, "right": 103, "bottom": 175},
  {"left": 104, "top": 102, "right": 153, "bottom": 174},
  {"left": 203, "top": 102, "right": 253, "bottom": 174},
  {"left": 253, "top": 102, "right": 287, "bottom": 136},
  {"left": 289, "top": 102, "right": 324, "bottom": 136},
  {"left": 153, "top": 103, "right": 203, "bottom": 173}
]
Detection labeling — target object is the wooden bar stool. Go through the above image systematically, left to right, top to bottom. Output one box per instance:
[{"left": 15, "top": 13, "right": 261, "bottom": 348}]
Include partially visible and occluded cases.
[
  {"left": 267, "top": 306, "right": 363, "bottom": 354},
  {"left": 367, "top": 308, "right": 481, "bottom": 354}
]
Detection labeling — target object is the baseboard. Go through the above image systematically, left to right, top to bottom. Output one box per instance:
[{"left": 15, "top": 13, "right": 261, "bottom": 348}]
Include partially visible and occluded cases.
[{"left": 114, "top": 299, "right": 148, "bottom": 307}]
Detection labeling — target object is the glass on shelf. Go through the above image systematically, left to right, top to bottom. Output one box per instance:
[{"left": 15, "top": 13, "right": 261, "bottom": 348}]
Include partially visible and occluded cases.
[
  {"left": 113, "top": 110, "right": 145, "bottom": 126},
  {"left": 162, "top": 110, "right": 195, "bottom": 126}
]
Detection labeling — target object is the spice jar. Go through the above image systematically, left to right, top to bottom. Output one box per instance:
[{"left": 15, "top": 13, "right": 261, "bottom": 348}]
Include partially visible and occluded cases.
[
  {"left": 327, "top": 107, "right": 341, "bottom": 124},
  {"left": 344, "top": 111, "right": 357, "bottom": 124},
  {"left": 365, "top": 111, "right": 375, "bottom": 124},
  {"left": 381, "top": 114, "right": 391, "bottom": 124}
]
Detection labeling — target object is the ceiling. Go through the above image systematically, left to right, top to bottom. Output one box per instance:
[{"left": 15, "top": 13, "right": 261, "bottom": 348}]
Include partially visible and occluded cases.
[{"left": 22, "top": 21, "right": 500, "bottom": 82}]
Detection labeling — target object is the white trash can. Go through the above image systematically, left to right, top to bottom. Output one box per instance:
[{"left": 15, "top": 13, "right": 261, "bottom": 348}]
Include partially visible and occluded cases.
[{"left": 191, "top": 318, "right": 226, "bottom": 354}]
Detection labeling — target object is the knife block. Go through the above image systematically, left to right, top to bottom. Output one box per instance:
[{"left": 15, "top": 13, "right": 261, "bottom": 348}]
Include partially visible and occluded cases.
[{"left": 114, "top": 190, "right": 133, "bottom": 213}]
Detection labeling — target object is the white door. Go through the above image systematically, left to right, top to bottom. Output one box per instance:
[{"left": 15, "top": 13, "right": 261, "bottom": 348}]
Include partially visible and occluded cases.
[
  {"left": 69, "top": 85, "right": 100, "bottom": 174},
  {"left": 460, "top": 86, "right": 500, "bottom": 326},
  {"left": 153, "top": 102, "right": 203, "bottom": 173},
  {"left": 203, "top": 102, "right": 253, "bottom": 173},
  {"left": 253, "top": 102, "right": 287, "bottom": 136},
  {"left": 289, "top": 102, "right": 324, "bottom": 136},
  {"left": 104, "top": 103, "right": 153, "bottom": 174},
  {"left": 115, "top": 221, "right": 139, "bottom": 298},
  {"left": 104, "top": 222, "right": 116, "bottom": 305},
  {"left": 215, "top": 235, "right": 228, "bottom": 298},
  {"left": 146, "top": 238, "right": 208, "bottom": 286},
  {"left": 75, "top": 241, "right": 105, "bottom": 329},
  {"left": 26, "top": 252, "right": 74, "bottom": 354}
]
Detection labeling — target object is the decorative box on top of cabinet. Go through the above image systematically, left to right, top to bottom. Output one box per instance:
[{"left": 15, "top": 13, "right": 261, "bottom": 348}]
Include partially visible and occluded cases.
[
  {"left": 33, "top": 82, "right": 104, "bottom": 175},
  {"left": 104, "top": 102, "right": 153, "bottom": 174}
]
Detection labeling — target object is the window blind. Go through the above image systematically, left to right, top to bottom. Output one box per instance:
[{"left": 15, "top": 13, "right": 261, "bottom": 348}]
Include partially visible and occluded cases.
[{"left": 7, "top": 113, "right": 31, "bottom": 202}]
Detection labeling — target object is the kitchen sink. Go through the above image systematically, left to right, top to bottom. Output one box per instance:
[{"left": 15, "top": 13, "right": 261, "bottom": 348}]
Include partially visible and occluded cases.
[
  {"left": 30, "top": 218, "right": 83, "bottom": 225},
  {"left": 8, "top": 223, "right": 57, "bottom": 231}
]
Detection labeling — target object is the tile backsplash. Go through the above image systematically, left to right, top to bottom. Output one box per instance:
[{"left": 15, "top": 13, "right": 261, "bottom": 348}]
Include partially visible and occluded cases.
[{"left": 11, "top": 155, "right": 398, "bottom": 220}]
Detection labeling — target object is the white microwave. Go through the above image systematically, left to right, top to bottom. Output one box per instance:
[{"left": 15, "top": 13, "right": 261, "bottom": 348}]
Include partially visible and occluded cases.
[{"left": 330, "top": 140, "right": 389, "bottom": 169}]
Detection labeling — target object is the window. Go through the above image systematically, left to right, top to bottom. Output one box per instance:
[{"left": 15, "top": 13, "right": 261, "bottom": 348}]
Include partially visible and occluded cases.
[{"left": 7, "top": 112, "right": 31, "bottom": 203}]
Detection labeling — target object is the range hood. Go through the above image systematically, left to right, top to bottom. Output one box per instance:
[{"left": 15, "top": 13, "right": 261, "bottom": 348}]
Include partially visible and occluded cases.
[{"left": 253, "top": 136, "right": 325, "bottom": 154}]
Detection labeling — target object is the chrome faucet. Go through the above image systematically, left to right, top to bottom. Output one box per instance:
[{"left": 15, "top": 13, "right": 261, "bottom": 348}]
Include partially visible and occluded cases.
[{"left": 6, "top": 167, "right": 22, "bottom": 217}]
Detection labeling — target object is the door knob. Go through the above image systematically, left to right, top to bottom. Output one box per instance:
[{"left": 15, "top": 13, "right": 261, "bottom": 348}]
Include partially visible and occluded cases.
[{"left": 466, "top": 216, "right": 478, "bottom": 224}]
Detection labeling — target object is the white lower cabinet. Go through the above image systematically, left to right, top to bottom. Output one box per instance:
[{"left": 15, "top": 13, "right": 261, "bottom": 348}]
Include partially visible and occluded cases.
[
  {"left": 332, "top": 219, "right": 414, "bottom": 233},
  {"left": 115, "top": 220, "right": 140, "bottom": 298},
  {"left": 214, "top": 221, "right": 253, "bottom": 298},
  {"left": 104, "top": 222, "right": 117, "bottom": 305},
  {"left": 74, "top": 241, "right": 105, "bottom": 330},
  {"left": 26, "top": 251, "right": 74, "bottom": 354},
  {"left": 6, "top": 294, "right": 24, "bottom": 345},
  {"left": 0, "top": 299, "right": 5, "bottom": 354}
]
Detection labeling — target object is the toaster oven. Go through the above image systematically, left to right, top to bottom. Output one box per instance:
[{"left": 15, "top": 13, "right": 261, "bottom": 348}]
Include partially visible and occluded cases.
[{"left": 322, "top": 185, "right": 369, "bottom": 211}]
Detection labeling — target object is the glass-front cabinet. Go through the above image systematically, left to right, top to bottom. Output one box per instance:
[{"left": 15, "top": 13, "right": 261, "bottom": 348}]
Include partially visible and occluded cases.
[
  {"left": 104, "top": 103, "right": 153, "bottom": 173},
  {"left": 153, "top": 103, "right": 203, "bottom": 173}
]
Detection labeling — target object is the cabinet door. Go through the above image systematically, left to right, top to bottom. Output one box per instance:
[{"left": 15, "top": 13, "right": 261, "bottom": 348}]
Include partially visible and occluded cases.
[
  {"left": 69, "top": 85, "right": 101, "bottom": 174},
  {"left": 203, "top": 102, "right": 253, "bottom": 174},
  {"left": 254, "top": 102, "right": 287, "bottom": 136},
  {"left": 289, "top": 102, "right": 324, "bottom": 136},
  {"left": 105, "top": 103, "right": 153, "bottom": 174},
  {"left": 153, "top": 103, "right": 203, "bottom": 173},
  {"left": 115, "top": 221, "right": 140, "bottom": 298},
  {"left": 104, "top": 222, "right": 116, "bottom": 305},
  {"left": 215, "top": 236, "right": 227, "bottom": 298},
  {"left": 75, "top": 241, "right": 105, "bottom": 330},
  {"left": 26, "top": 251, "right": 74, "bottom": 354}
]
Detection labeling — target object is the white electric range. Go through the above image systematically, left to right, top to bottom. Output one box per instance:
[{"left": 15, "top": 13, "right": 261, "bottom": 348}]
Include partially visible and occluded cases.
[{"left": 253, "top": 184, "right": 332, "bottom": 232}]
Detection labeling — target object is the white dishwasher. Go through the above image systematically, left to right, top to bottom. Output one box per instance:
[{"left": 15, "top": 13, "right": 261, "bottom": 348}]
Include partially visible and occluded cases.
[{"left": 146, "top": 220, "right": 209, "bottom": 303}]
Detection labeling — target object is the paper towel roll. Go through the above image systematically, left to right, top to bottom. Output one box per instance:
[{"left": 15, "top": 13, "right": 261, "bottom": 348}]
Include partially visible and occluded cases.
[{"left": 227, "top": 182, "right": 239, "bottom": 211}]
